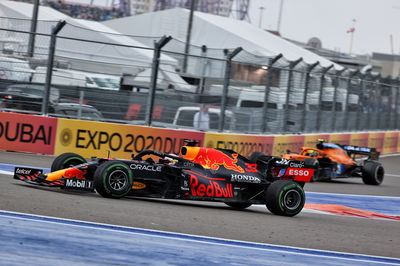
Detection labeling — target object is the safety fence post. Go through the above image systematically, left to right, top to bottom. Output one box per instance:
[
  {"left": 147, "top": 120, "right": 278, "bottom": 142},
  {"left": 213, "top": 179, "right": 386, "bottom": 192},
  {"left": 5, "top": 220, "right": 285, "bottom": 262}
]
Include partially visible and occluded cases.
[
  {"left": 27, "top": 0, "right": 39, "bottom": 57},
  {"left": 42, "top": 20, "right": 66, "bottom": 116},
  {"left": 145, "top": 35, "right": 172, "bottom": 126},
  {"left": 219, "top": 47, "right": 242, "bottom": 132},
  {"left": 261, "top": 53, "right": 282, "bottom": 133},
  {"left": 283, "top": 58, "right": 302, "bottom": 133},
  {"left": 301, "top": 61, "right": 319, "bottom": 133},
  {"left": 316, "top": 64, "right": 334, "bottom": 132},
  {"left": 331, "top": 68, "right": 346, "bottom": 131},
  {"left": 345, "top": 70, "right": 359, "bottom": 131},
  {"left": 375, "top": 76, "right": 383, "bottom": 130},
  {"left": 395, "top": 78, "right": 400, "bottom": 130}
]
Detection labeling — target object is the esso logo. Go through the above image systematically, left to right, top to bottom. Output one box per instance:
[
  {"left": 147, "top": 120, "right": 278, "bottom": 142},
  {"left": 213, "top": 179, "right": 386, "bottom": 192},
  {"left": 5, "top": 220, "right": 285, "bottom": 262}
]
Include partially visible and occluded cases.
[{"left": 288, "top": 169, "right": 310, "bottom": 177}]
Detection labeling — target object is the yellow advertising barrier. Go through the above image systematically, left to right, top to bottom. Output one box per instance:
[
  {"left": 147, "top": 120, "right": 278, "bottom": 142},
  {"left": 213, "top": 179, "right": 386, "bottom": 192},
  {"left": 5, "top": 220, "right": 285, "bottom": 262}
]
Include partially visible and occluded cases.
[
  {"left": 3, "top": 113, "right": 399, "bottom": 158},
  {"left": 55, "top": 118, "right": 204, "bottom": 159},
  {"left": 204, "top": 132, "right": 274, "bottom": 157},
  {"left": 272, "top": 135, "right": 305, "bottom": 156}
]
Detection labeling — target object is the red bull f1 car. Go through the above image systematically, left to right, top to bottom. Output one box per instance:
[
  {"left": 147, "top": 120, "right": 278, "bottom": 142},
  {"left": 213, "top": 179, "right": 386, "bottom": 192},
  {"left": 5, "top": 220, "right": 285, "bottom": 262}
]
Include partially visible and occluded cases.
[
  {"left": 282, "top": 140, "right": 384, "bottom": 185},
  {"left": 13, "top": 142, "right": 317, "bottom": 217}
]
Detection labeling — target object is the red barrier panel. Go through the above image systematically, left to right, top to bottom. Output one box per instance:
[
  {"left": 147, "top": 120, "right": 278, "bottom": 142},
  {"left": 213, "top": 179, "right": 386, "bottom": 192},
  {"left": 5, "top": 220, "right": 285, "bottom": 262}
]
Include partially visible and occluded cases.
[{"left": 0, "top": 112, "right": 57, "bottom": 154}]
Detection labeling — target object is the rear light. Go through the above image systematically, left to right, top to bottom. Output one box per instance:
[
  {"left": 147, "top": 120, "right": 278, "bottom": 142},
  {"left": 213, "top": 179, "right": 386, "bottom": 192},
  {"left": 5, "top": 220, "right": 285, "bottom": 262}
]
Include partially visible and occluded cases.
[{"left": 4, "top": 95, "right": 12, "bottom": 99}]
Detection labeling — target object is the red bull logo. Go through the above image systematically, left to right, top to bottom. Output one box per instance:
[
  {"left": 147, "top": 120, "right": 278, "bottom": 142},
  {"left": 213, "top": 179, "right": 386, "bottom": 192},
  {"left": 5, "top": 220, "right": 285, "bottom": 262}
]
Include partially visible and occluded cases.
[
  {"left": 182, "top": 147, "right": 244, "bottom": 173},
  {"left": 63, "top": 168, "right": 87, "bottom": 180},
  {"left": 190, "top": 175, "right": 233, "bottom": 198}
]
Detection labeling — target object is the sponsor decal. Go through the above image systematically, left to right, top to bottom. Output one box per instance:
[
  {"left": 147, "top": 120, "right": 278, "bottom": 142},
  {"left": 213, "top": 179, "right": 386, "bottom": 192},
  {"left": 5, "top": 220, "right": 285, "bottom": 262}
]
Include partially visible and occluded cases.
[
  {"left": 0, "top": 121, "right": 53, "bottom": 145},
  {"left": 60, "top": 128, "right": 73, "bottom": 147},
  {"left": 73, "top": 129, "right": 201, "bottom": 154},
  {"left": 214, "top": 140, "right": 273, "bottom": 157},
  {"left": 343, "top": 145, "right": 371, "bottom": 153},
  {"left": 187, "top": 148, "right": 245, "bottom": 173},
  {"left": 275, "top": 158, "right": 290, "bottom": 165},
  {"left": 289, "top": 161, "right": 305, "bottom": 168},
  {"left": 129, "top": 163, "right": 162, "bottom": 172},
  {"left": 14, "top": 167, "right": 43, "bottom": 180},
  {"left": 63, "top": 168, "right": 87, "bottom": 179},
  {"left": 286, "top": 168, "right": 311, "bottom": 177},
  {"left": 230, "top": 174, "right": 261, "bottom": 183},
  {"left": 190, "top": 175, "right": 233, "bottom": 198},
  {"left": 64, "top": 179, "right": 94, "bottom": 190},
  {"left": 132, "top": 182, "right": 146, "bottom": 190}
]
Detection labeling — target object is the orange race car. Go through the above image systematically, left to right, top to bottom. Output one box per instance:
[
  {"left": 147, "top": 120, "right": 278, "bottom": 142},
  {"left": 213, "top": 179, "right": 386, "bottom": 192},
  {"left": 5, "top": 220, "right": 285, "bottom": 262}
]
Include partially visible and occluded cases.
[{"left": 281, "top": 140, "right": 384, "bottom": 185}]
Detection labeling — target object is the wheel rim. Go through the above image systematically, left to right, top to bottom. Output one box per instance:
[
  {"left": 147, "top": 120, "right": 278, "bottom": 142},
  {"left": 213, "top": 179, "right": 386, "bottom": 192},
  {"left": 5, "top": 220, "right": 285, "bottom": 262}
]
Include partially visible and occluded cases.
[
  {"left": 108, "top": 170, "right": 128, "bottom": 191},
  {"left": 283, "top": 189, "right": 301, "bottom": 210}
]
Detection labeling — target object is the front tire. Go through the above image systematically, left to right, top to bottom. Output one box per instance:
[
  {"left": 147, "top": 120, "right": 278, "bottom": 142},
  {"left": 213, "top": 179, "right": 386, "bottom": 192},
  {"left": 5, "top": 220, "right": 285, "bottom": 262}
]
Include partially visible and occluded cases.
[
  {"left": 51, "top": 152, "right": 86, "bottom": 171},
  {"left": 94, "top": 161, "right": 133, "bottom": 198},
  {"left": 362, "top": 161, "right": 384, "bottom": 185},
  {"left": 265, "top": 180, "right": 305, "bottom": 217},
  {"left": 224, "top": 202, "right": 252, "bottom": 209}
]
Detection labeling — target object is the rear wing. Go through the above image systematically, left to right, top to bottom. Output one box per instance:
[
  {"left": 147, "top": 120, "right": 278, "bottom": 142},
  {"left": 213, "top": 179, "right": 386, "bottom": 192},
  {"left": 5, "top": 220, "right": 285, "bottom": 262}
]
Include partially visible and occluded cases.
[
  {"left": 341, "top": 145, "right": 380, "bottom": 160},
  {"left": 270, "top": 157, "right": 318, "bottom": 183}
]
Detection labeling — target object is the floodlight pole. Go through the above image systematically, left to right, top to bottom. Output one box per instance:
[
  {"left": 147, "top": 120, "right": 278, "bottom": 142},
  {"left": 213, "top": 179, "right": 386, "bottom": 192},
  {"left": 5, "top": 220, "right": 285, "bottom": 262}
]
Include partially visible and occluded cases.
[
  {"left": 42, "top": 20, "right": 66, "bottom": 116},
  {"left": 145, "top": 35, "right": 172, "bottom": 126},
  {"left": 219, "top": 47, "right": 242, "bottom": 132}
]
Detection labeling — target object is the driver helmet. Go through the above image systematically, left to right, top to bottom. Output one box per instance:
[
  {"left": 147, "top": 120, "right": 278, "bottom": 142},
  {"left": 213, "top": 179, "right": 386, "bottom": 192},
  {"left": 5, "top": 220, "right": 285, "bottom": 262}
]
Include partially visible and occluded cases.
[{"left": 306, "top": 149, "right": 318, "bottom": 157}]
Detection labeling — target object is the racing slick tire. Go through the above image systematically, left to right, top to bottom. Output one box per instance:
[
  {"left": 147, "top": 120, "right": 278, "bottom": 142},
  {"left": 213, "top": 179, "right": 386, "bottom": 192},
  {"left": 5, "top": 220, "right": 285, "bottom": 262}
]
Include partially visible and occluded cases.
[
  {"left": 249, "top": 152, "right": 272, "bottom": 163},
  {"left": 51, "top": 153, "right": 87, "bottom": 172},
  {"left": 304, "top": 158, "right": 319, "bottom": 182},
  {"left": 94, "top": 161, "right": 133, "bottom": 198},
  {"left": 362, "top": 161, "right": 384, "bottom": 185},
  {"left": 265, "top": 180, "right": 305, "bottom": 217},
  {"left": 224, "top": 202, "right": 252, "bottom": 209}
]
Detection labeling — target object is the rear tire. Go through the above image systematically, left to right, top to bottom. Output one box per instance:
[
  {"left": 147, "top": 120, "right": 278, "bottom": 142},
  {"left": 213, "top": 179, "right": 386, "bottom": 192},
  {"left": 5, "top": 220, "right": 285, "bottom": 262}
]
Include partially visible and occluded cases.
[
  {"left": 51, "top": 153, "right": 86, "bottom": 171},
  {"left": 94, "top": 161, "right": 133, "bottom": 198},
  {"left": 362, "top": 161, "right": 384, "bottom": 185},
  {"left": 265, "top": 180, "right": 305, "bottom": 217},
  {"left": 224, "top": 202, "right": 252, "bottom": 209}
]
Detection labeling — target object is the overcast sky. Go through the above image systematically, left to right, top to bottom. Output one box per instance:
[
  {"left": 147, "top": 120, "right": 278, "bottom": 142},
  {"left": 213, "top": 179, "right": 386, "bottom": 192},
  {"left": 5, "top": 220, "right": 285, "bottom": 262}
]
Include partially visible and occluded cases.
[{"left": 247, "top": 0, "right": 400, "bottom": 55}]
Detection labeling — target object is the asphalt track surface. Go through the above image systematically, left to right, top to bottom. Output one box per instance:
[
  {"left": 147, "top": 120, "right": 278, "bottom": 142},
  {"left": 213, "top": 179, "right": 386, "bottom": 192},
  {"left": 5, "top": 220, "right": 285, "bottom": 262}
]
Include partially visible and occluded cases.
[{"left": 0, "top": 151, "right": 399, "bottom": 260}]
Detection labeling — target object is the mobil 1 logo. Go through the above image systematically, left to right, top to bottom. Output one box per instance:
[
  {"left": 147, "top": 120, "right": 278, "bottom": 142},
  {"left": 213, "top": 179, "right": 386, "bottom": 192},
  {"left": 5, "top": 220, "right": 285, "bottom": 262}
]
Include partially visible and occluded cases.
[{"left": 64, "top": 179, "right": 94, "bottom": 191}]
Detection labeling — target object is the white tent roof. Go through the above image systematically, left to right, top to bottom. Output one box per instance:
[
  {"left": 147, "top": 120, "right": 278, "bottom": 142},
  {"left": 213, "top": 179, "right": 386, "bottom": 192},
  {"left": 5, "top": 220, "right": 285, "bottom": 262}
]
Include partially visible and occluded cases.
[
  {"left": 0, "top": 0, "right": 177, "bottom": 68},
  {"left": 103, "top": 8, "right": 342, "bottom": 70}
]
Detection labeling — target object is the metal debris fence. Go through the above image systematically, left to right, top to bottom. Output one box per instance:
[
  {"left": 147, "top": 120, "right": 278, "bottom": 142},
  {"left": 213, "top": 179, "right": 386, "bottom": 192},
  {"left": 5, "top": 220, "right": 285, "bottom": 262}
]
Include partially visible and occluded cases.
[{"left": 0, "top": 17, "right": 399, "bottom": 134}]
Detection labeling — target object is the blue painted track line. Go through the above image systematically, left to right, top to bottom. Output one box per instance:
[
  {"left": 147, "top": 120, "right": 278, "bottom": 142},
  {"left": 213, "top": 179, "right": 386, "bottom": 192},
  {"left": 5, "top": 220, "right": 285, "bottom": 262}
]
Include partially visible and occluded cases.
[
  {"left": 306, "top": 192, "right": 400, "bottom": 216},
  {"left": 0, "top": 211, "right": 399, "bottom": 266}
]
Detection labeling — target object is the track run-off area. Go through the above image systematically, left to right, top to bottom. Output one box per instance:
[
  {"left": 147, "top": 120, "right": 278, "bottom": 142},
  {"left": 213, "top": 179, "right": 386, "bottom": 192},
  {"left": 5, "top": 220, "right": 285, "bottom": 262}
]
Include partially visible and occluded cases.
[{"left": 0, "top": 151, "right": 399, "bottom": 265}]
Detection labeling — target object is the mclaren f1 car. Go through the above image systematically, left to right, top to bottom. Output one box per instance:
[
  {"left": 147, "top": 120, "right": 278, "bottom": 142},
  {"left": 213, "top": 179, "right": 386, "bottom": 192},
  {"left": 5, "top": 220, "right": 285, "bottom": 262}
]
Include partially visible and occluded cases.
[
  {"left": 282, "top": 140, "right": 384, "bottom": 185},
  {"left": 14, "top": 142, "right": 317, "bottom": 216}
]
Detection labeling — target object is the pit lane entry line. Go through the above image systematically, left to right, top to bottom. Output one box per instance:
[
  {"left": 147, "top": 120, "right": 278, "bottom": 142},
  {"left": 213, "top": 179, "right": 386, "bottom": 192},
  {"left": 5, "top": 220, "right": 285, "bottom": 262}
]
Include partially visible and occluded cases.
[{"left": 0, "top": 210, "right": 399, "bottom": 265}]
